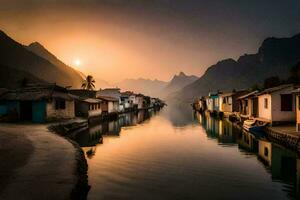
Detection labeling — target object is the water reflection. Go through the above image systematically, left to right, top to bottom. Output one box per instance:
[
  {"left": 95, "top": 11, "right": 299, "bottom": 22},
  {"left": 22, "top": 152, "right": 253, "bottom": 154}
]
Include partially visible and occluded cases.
[
  {"left": 76, "top": 106, "right": 300, "bottom": 200},
  {"left": 75, "top": 109, "right": 156, "bottom": 149},
  {"left": 196, "top": 112, "right": 300, "bottom": 199},
  {"left": 196, "top": 112, "right": 240, "bottom": 145}
]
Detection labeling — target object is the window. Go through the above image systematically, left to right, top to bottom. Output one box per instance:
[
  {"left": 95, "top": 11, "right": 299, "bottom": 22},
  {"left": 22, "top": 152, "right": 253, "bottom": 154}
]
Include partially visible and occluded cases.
[
  {"left": 281, "top": 94, "right": 292, "bottom": 111},
  {"left": 228, "top": 97, "right": 232, "bottom": 105},
  {"left": 264, "top": 98, "right": 268, "bottom": 109},
  {"left": 55, "top": 99, "right": 66, "bottom": 110},
  {"left": 264, "top": 147, "right": 269, "bottom": 157}
]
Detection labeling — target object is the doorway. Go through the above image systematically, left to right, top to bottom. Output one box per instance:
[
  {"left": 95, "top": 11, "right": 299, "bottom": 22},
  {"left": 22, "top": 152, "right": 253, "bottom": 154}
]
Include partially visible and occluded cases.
[{"left": 20, "top": 101, "right": 32, "bottom": 121}]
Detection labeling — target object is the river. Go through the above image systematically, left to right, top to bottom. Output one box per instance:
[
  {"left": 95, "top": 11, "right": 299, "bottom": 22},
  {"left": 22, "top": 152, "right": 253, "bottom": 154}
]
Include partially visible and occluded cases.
[{"left": 74, "top": 106, "right": 300, "bottom": 200}]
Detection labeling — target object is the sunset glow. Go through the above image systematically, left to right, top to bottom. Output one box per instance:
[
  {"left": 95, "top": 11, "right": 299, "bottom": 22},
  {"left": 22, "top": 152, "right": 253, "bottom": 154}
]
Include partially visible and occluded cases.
[{"left": 74, "top": 59, "right": 81, "bottom": 67}]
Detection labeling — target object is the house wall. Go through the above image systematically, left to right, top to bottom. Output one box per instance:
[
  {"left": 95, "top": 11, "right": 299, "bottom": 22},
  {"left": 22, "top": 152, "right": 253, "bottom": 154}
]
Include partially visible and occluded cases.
[
  {"left": 271, "top": 89, "right": 295, "bottom": 122},
  {"left": 258, "top": 94, "right": 272, "bottom": 121},
  {"left": 296, "top": 94, "right": 300, "bottom": 131},
  {"left": 219, "top": 96, "right": 233, "bottom": 113},
  {"left": 136, "top": 97, "right": 144, "bottom": 109},
  {"left": 206, "top": 98, "right": 213, "bottom": 111},
  {"left": 46, "top": 99, "right": 75, "bottom": 120},
  {"left": 100, "top": 101, "right": 108, "bottom": 113},
  {"left": 107, "top": 101, "right": 119, "bottom": 113},
  {"left": 113, "top": 102, "right": 119, "bottom": 112},
  {"left": 88, "top": 108, "right": 102, "bottom": 117}
]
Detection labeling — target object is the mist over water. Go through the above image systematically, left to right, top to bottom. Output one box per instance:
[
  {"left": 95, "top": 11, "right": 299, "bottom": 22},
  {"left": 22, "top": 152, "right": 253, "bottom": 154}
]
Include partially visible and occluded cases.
[{"left": 75, "top": 106, "right": 300, "bottom": 200}]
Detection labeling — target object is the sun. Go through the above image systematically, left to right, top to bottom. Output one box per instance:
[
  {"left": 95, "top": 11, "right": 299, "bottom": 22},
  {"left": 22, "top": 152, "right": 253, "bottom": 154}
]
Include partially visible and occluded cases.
[{"left": 74, "top": 58, "right": 81, "bottom": 67}]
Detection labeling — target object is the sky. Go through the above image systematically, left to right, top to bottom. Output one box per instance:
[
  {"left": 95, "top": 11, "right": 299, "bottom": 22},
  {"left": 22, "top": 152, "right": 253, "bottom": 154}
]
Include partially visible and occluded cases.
[{"left": 1, "top": 0, "right": 300, "bottom": 83}]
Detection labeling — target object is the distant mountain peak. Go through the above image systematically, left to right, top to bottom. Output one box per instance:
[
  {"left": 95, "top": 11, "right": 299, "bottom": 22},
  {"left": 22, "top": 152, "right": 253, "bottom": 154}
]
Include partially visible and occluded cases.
[{"left": 178, "top": 71, "right": 186, "bottom": 77}]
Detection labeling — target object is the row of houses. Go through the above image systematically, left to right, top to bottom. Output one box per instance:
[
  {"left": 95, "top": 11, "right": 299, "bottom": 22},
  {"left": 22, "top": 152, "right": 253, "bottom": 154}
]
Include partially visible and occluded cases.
[
  {"left": 0, "top": 84, "right": 164, "bottom": 123},
  {"left": 194, "top": 84, "right": 300, "bottom": 131}
]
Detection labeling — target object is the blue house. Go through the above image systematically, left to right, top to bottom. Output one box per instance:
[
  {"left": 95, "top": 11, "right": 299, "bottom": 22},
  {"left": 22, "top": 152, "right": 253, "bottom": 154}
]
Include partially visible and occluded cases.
[
  {"left": 0, "top": 84, "right": 75, "bottom": 123},
  {"left": 206, "top": 92, "right": 219, "bottom": 112}
]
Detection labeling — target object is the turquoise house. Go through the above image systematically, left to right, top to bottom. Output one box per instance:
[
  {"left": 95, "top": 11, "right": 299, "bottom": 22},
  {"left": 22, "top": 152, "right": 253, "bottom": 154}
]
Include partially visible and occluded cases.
[
  {"left": 0, "top": 84, "right": 75, "bottom": 123},
  {"left": 206, "top": 92, "right": 220, "bottom": 112}
]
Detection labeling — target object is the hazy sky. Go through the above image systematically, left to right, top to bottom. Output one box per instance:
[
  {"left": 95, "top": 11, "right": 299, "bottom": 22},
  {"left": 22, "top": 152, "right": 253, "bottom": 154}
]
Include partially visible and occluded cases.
[{"left": 1, "top": 0, "right": 300, "bottom": 83}]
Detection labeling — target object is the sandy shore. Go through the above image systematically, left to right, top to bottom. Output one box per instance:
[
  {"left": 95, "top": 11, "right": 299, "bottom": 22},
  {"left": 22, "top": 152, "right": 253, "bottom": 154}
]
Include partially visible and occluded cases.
[{"left": 0, "top": 123, "right": 80, "bottom": 200}]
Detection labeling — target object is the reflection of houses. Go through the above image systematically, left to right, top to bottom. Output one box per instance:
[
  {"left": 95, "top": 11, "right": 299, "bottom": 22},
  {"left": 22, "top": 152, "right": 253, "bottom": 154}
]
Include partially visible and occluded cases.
[
  {"left": 0, "top": 84, "right": 75, "bottom": 122},
  {"left": 256, "top": 84, "right": 295, "bottom": 124},
  {"left": 237, "top": 90, "right": 259, "bottom": 118},
  {"left": 205, "top": 113, "right": 219, "bottom": 138},
  {"left": 218, "top": 120, "right": 235, "bottom": 144},
  {"left": 75, "top": 124, "right": 103, "bottom": 147},
  {"left": 238, "top": 131, "right": 258, "bottom": 152},
  {"left": 258, "top": 139, "right": 272, "bottom": 166},
  {"left": 258, "top": 140, "right": 298, "bottom": 191}
]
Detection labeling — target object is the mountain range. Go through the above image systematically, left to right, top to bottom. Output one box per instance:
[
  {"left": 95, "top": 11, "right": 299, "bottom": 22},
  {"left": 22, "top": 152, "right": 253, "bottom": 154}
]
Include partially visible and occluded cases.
[
  {"left": 0, "top": 30, "right": 83, "bottom": 89},
  {"left": 0, "top": 30, "right": 195, "bottom": 95},
  {"left": 169, "top": 33, "right": 300, "bottom": 103},
  {"left": 116, "top": 72, "right": 198, "bottom": 98},
  {"left": 162, "top": 72, "right": 198, "bottom": 96}
]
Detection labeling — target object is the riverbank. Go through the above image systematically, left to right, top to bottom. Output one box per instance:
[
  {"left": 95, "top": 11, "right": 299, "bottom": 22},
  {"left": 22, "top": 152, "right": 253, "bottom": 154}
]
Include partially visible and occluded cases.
[{"left": 0, "top": 123, "right": 87, "bottom": 200}]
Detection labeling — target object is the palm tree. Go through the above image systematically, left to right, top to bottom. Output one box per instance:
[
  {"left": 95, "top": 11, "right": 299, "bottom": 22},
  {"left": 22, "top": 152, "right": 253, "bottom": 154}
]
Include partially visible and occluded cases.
[{"left": 81, "top": 75, "right": 96, "bottom": 90}]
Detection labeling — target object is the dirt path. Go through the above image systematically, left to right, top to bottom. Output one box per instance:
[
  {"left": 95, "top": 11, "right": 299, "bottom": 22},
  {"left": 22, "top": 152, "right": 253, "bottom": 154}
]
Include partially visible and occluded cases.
[{"left": 0, "top": 124, "right": 78, "bottom": 200}]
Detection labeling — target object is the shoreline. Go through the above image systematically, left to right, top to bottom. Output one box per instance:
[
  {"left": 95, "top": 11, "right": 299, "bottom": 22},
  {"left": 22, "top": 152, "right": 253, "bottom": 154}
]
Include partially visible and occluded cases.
[
  {"left": 48, "top": 121, "right": 90, "bottom": 200},
  {"left": 0, "top": 124, "right": 79, "bottom": 200}
]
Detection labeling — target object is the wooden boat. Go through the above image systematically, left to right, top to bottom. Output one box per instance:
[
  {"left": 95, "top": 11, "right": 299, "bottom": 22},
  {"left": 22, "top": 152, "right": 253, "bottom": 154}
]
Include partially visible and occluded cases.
[{"left": 243, "top": 119, "right": 269, "bottom": 131}]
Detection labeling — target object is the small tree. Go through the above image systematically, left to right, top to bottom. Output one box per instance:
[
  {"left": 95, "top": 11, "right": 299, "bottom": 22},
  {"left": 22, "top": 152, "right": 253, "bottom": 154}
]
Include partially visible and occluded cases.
[{"left": 81, "top": 75, "right": 96, "bottom": 90}]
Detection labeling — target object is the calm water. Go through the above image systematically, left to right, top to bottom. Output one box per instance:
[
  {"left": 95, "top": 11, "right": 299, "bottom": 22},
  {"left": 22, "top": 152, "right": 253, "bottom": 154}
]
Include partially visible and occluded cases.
[{"left": 75, "top": 106, "right": 300, "bottom": 200}]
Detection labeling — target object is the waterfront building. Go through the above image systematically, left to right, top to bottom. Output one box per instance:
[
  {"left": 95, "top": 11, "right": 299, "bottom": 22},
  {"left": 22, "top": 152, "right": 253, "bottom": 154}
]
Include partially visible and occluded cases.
[
  {"left": 0, "top": 84, "right": 75, "bottom": 122},
  {"left": 256, "top": 84, "right": 295, "bottom": 125},
  {"left": 97, "top": 88, "right": 122, "bottom": 111},
  {"left": 292, "top": 88, "right": 300, "bottom": 131},
  {"left": 69, "top": 89, "right": 102, "bottom": 118},
  {"left": 219, "top": 90, "right": 248, "bottom": 115},
  {"left": 237, "top": 90, "right": 259, "bottom": 118},
  {"left": 120, "top": 92, "right": 133, "bottom": 111},
  {"left": 206, "top": 92, "right": 219, "bottom": 112},
  {"left": 135, "top": 94, "right": 145, "bottom": 109},
  {"left": 97, "top": 96, "right": 119, "bottom": 114},
  {"left": 74, "top": 98, "right": 102, "bottom": 118}
]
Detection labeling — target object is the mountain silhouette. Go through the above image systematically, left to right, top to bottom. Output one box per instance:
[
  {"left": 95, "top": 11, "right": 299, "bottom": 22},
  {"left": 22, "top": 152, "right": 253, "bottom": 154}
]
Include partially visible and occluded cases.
[
  {"left": 0, "top": 30, "right": 83, "bottom": 88},
  {"left": 169, "top": 33, "right": 300, "bottom": 103},
  {"left": 162, "top": 72, "right": 198, "bottom": 96}
]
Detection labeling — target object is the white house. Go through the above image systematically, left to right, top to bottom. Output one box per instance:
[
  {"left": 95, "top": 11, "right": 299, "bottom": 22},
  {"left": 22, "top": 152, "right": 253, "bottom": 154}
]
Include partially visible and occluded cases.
[
  {"left": 257, "top": 84, "right": 295, "bottom": 124},
  {"left": 97, "top": 88, "right": 121, "bottom": 111},
  {"left": 135, "top": 94, "right": 144, "bottom": 109},
  {"left": 97, "top": 96, "right": 119, "bottom": 113},
  {"left": 74, "top": 98, "right": 102, "bottom": 118}
]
